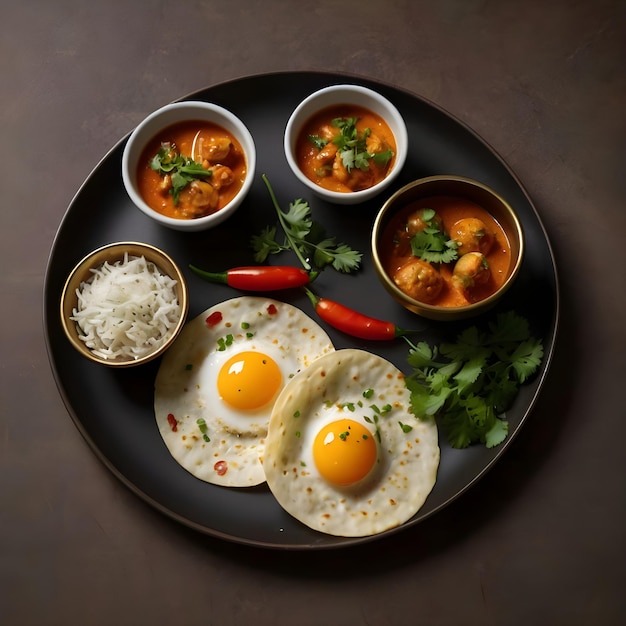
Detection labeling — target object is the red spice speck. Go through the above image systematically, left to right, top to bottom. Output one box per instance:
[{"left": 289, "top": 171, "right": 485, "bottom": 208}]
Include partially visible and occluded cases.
[
  {"left": 267, "top": 304, "right": 278, "bottom": 315},
  {"left": 206, "top": 311, "right": 223, "bottom": 327},
  {"left": 167, "top": 413, "right": 178, "bottom": 432},
  {"left": 214, "top": 460, "right": 228, "bottom": 476}
]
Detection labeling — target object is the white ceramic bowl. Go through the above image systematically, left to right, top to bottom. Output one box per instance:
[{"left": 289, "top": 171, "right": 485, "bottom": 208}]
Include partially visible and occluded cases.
[
  {"left": 284, "top": 84, "right": 408, "bottom": 205},
  {"left": 122, "top": 101, "right": 256, "bottom": 232}
]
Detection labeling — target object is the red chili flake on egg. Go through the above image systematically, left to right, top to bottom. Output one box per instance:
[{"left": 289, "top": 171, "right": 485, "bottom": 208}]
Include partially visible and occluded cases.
[
  {"left": 267, "top": 304, "right": 278, "bottom": 315},
  {"left": 206, "top": 311, "right": 223, "bottom": 327},
  {"left": 167, "top": 413, "right": 178, "bottom": 432},
  {"left": 214, "top": 460, "right": 228, "bottom": 476}
]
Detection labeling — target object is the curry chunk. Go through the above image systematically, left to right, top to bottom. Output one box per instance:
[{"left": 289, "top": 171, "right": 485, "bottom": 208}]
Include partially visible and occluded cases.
[
  {"left": 198, "top": 136, "right": 232, "bottom": 163},
  {"left": 177, "top": 180, "right": 219, "bottom": 217},
  {"left": 451, "top": 218, "right": 493, "bottom": 256},
  {"left": 452, "top": 252, "right": 491, "bottom": 292},
  {"left": 392, "top": 258, "right": 444, "bottom": 303}
]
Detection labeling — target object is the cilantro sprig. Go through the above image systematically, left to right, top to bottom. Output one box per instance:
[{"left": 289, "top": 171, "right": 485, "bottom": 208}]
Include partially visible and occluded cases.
[
  {"left": 309, "top": 117, "right": 393, "bottom": 172},
  {"left": 149, "top": 142, "right": 211, "bottom": 205},
  {"left": 250, "top": 174, "right": 362, "bottom": 273},
  {"left": 409, "top": 208, "right": 459, "bottom": 264},
  {"left": 405, "top": 311, "right": 544, "bottom": 449}
]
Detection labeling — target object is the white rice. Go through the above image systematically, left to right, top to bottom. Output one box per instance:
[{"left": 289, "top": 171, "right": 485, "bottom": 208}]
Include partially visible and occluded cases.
[{"left": 71, "top": 253, "right": 181, "bottom": 361}]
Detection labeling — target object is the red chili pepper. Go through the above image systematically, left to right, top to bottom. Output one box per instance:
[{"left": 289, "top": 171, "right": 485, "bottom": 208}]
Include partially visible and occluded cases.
[
  {"left": 190, "top": 265, "right": 316, "bottom": 291},
  {"left": 304, "top": 288, "right": 410, "bottom": 341}
]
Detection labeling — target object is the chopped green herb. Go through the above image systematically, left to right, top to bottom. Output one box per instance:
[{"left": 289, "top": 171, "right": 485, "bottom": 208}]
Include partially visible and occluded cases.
[
  {"left": 311, "top": 116, "right": 394, "bottom": 173},
  {"left": 149, "top": 142, "right": 212, "bottom": 205},
  {"left": 410, "top": 209, "right": 459, "bottom": 264},
  {"left": 241, "top": 322, "right": 250, "bottom": 329},
  {"left": 217, "top": 334, "right": 235, "bottom": 351},
  {"left": 185, "top": 363, "right": 193, "bottom": 371},
  {"left": 363, "top": 388, "right": 374, "bottom": 399},
  {"left": 342, "top": 402, "right": 356, "bottom": 412},
  {"left": 293, "top": 410, "right": 301, "bottom": 418},
  {"left": 364, "top": 414, "right": 381, "bottom": 443},
  {"left": 196, "top": 418, "right": 210, "bottom": 442},
  {"left": 398, "top": 421, "right": 413, "bottom": 433},
  {"left": 339, "top": 431, "right": 350, "bottom": 441}
]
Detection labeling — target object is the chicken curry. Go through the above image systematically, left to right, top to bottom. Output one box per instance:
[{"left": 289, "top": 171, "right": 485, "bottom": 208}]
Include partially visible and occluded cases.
[
  {"left": 295, "top": 105, "right": 396, "bottom": 193},
  {"left": 137, "top": 120, "right": 247, "bottom": 220},
  {"left": 378, "top": 196, "right": 512, "bottom": 307}
]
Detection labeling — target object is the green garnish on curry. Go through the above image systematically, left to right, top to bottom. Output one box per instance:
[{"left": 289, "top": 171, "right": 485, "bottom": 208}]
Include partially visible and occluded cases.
[
  {"left": 308, "top": 116, "right": 394, "bottom": 173},
  {"left": 149, "top": 142, "right": 212, "bottom": 205}
]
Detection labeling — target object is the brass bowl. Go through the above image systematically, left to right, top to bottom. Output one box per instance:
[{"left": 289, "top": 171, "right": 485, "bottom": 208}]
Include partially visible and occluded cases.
[
  {"left": 371, "top": 176, "right": 524, "bottom": 321},
  {"left": 60, "top": 242, "right": 189, "bottom": 366}
]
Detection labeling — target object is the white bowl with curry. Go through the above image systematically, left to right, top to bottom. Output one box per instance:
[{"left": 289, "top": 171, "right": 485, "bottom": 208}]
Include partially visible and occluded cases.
[
  {"left": 284, "top": 84, "right": 408, "bottom": 205},
  {"left": 122, "top": 101, "right": 256, "bottom": 231},
  {"left": 371, "top": 176, "right": 524, "bottom": 321}
]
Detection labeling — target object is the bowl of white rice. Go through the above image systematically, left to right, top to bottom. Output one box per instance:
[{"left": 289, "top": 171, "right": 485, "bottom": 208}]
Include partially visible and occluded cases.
[{"left": 60, "top": 242, "right": 189, "bottom": 367}]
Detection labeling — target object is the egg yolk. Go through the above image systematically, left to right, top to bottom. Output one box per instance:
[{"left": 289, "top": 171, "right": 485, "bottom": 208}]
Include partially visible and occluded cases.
[
  {"left": 217, "top": 351, "right": 282, "bottom": 410},
  {"left": 313, "top": 418, "right": 377, "bottom": 486}
]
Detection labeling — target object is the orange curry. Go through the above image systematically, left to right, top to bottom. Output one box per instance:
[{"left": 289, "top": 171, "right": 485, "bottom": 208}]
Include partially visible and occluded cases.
[
  {"left": 295, "top": 104, "right": 396, "bottom": 193},
  {"left": 137, "top": 120, "right": 247, "bottom": 220},
  {"left": 379, "top": 196, "right": 512, "bottom": 307}
]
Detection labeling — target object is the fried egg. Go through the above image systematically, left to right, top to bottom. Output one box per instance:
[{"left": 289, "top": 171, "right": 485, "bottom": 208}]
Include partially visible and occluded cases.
[
  {"left": 154, "top": 296, "right": 334, "bottom": 487},
  {"left": 262, "top": 349, "right": 440, "bottom": 537}
]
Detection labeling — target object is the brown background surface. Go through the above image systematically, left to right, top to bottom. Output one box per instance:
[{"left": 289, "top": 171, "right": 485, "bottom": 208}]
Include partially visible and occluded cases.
[{"left": 2, "top": 1, "right": 625, "bottom": 624}]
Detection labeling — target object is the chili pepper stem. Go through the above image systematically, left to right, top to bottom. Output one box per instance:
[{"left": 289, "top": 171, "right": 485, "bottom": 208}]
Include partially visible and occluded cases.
[{"left": 189, "top": 264, "right": 228, "bottom": 284}]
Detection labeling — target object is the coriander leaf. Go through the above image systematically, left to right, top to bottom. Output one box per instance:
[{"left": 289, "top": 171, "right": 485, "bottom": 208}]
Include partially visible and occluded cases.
[
  {"left": 325, "top": 116, "right": 393, "bottom": 173},
  {"left": 149, "top": 142, "right": 212, "bottom": 205},
  {"left": 252, "top": 175, "right": 362, "bottom": 274},
  {"left": 282, "top": 198, "right": 313, "bottom": 239},
  {"left": 409, "top": 211, "right": 459, "bottom": 264},
  {"left": 250, "top": 226, "right": 286, "bottom": 263},
  {"left": 312, "top": 239, "right": 363, "bottom": 273},
  {"left": 405, "top": 311, "right": 544, "bottom": 450},
  {"left": 486, "top": 311, "right": 531, "bottom": 344},
  {"left": 509, "top": 339, "right": 544, "bottom": 383},
  {"left": 406, "top": 340, "right": 439, "bottom": 369},
  {"left": 453, "top": 354, "right": 488, "bottom": 394},
  {"left": 484, "top": 375, "right": 518, "bottom": 414},
  {"left": 484, "top": 417, "right": 509, "bottom": 448}
]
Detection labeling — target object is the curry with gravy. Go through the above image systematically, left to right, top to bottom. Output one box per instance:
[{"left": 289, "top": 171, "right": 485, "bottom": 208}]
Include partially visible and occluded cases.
[
  {"left": 295, "top": 104, "right": 396, "bottom": 193},
  {"left": 137, "top": 120, "right": 247, "bottom": 220},
  {"left": 378, "top": 196, "right": 512, "bottom": 307}
]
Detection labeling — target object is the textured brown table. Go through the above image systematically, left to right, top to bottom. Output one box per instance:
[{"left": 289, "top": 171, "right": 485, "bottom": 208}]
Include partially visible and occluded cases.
[{"left": 2, "top": 1, "right": 624, "bottom": 624}]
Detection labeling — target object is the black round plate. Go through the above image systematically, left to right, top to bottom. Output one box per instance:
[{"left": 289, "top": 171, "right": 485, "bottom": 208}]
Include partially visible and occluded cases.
[{"left": 43, "top": 72, "right": 559, "bottom": 549}]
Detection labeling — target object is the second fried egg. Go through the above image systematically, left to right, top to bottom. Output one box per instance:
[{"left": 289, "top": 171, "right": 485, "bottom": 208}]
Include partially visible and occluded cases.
[
  {"left": 154, "top": 296, "right": 334, "bottom": 487},
  {"left": 262, "top": 348, "right": 440, "bottom": 537}
]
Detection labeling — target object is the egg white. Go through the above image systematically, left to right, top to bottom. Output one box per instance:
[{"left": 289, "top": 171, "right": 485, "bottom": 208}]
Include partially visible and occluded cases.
[{"left": 154, "top": 296, "right": 334, "bottom": 487}]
